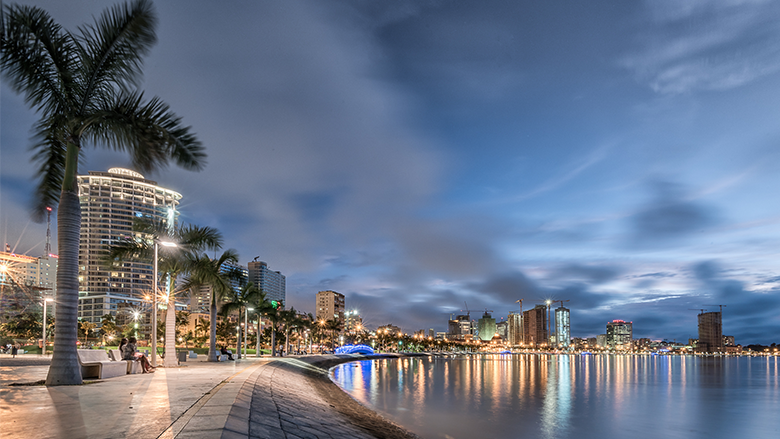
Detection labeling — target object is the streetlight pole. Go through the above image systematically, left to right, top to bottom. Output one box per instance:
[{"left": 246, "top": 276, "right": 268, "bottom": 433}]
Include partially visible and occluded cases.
[
  {"left": 152, "top": 242, "right": 158, "bottom": 367},
  {"left": 42, "top": 298, "right": 53, "bottom": 355},
  {"left": 245, "top": 308, "right": 254, "bottom": 358}
]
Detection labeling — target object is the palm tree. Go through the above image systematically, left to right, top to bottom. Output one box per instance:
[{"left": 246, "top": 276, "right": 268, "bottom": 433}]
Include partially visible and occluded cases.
[
  {"left": 1, "top": 1, "right": 205, "bottom": 385},
  {"left": 108, "top": 219, "right": 221, "bottom": 367},
  {"left": 180, "top": 250, "right": 241, "bottom": 362},
  {"left": 220, "top": 281, "right": 261, "bottom": 359},
  {"left": 247, "top": 290, "right": 274, "bottom": 357},
  {"left": 326, "top": 318, "right": 344, "bottom": 350}
]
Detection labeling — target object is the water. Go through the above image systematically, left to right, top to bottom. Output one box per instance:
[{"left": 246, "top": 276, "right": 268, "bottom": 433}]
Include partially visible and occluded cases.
[{"left": 331, "top": 354, "right": 780, "bottom": 439}]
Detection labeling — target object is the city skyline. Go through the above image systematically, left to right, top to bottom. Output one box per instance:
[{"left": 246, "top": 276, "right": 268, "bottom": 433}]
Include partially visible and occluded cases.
[{"left": 3, "top": 1, "right": 780, "bottom": 343}]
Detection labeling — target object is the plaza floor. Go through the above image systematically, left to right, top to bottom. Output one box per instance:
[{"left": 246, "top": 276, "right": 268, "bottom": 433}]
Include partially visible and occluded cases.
[{"left": 0, "top": 353, "right": 418, "bottom": 439}]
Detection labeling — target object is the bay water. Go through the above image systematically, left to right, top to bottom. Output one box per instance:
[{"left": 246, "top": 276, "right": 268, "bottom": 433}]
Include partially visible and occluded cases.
[{"left": 331, "top": 354, "right": 780, "bottom": 439}]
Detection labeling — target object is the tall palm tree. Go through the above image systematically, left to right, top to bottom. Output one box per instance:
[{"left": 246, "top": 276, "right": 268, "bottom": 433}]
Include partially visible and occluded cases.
[
  {"left": 1, "top": 1, "right": 205, "bottom": 385},
  {"left": 108, "top": 219, "right": 221, "bottom": 367},
  {"left": 180, "top": 250, "right": 241, "bottom": 362},
  {"left": 220, "top": 281, "right": 261, "bottom": 359},
  {"left": 247, "top": 290, "right": 274, "bottom": 357}
]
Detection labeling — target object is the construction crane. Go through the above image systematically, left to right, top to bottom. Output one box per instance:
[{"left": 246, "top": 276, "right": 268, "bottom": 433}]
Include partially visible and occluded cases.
[
  {"left": 515, "top": 299, "right": 524, "bottom": 315},
  {"left": 556, "top": 299, "right": 570, "bottom": 308},
  {"left": 462, "top": 301, "right": 471, "bottom": 320},
  {"left": 704, "top": 304, "right": 727, "bottom": 313},
  {"left": 483, "top": 308, "right": 494, "bottom": 316},
  {"left": 688, "top": 308, "right": 707, "bottom": 314}
]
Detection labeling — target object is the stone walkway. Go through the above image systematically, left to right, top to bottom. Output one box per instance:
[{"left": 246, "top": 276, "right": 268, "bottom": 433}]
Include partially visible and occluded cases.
[{"left": 0, "top": 353, "right": 419, "bottom": 439}]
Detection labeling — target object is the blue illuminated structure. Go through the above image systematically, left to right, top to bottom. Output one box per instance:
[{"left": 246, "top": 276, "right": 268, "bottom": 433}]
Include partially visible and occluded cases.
[{"left": 335, "top": 344, "right": 375, "bottom": 354}]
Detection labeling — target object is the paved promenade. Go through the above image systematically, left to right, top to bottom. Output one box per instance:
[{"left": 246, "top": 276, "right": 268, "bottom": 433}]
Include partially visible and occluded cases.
[{"left": 0, "top": 353, "right": 419, "bottom": 439}]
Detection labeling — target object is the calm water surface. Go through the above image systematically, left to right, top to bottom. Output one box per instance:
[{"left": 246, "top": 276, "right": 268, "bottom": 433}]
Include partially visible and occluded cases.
[{"left": 331, "top": 354, "right": 780, "bottom": 439}]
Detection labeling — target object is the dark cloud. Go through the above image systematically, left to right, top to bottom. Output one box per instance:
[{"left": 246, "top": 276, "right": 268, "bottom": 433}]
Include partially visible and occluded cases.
[
  {"left": 629, "top": 181, "right": 717, "bottom": 247},
  {"left": 551, "top": 263, "right": 623, "bottom": 285}
]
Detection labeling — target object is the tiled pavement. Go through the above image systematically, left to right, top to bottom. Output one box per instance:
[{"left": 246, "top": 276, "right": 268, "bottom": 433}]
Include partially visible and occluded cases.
[{"left": 0, "top": 353, "right": 419, "bottom": 439}]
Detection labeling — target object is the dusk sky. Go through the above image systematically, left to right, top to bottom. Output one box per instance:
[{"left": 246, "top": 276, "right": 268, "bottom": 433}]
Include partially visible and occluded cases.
[{"left": 3, "top": 0, "right": 780, "bottom": 344}]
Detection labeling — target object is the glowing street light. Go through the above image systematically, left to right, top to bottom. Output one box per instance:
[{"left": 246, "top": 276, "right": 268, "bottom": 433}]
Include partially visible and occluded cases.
[
  {"left": 152, "top": 240, "right": 177, "bottom": 367},
  {"left": 42, "top": 297, "right": 54, "bottom": 355}
]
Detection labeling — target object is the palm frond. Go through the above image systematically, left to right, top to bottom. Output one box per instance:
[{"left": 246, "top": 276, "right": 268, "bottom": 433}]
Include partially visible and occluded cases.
[
  {"left": 75, "top": 0, "right": 156, "bottom": 108},
  {"left": 1, "top": 4, "right": 76, "bottom": 115},
  {"left": 82, "top": 92, "right": 206, "bottom": 173},
  {"left": 28, "top": 115, "right": 69, "bottom": 221}
]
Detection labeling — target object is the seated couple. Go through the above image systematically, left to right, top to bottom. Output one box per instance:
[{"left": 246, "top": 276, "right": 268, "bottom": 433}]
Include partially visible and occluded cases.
[{"left": 119, "top": 337, "right": 155, "bottom": 373}]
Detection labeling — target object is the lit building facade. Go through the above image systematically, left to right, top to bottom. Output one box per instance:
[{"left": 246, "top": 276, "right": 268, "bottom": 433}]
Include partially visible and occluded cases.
[
  {"left": 76, "top": 168, "right": 181, "bottom": 327},
  {"left": 248, "top": 260, "right": 285, "bottom": 304},
  {"left": 315, "top": 290, "right": 345, "bottom": 323},
  {"left": 523, "top": 305, "right": 548, "bottom": 347},
  {"left": 555, "top": 306, "right": 571, "bottom": 348},
  {"left": 477, "top": 311, "right": 497, "bottom": 341},
  {"left": 697, "top": 311, "right": 723, "bottom": 353},
  {"left": 508, "top": 312, "right": 523, "bottom": 346},
  {"left": 448, "top": 314, "right": 472, "bottom": 340},
  {"left": 606, "top": 320, "right": 633, "bottom": 350}
]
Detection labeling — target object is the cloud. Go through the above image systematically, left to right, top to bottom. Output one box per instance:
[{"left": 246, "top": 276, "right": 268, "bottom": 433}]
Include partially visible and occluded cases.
[
  {"left": 623, "top": 0, "right": 780, "bottom": 94},
  {"left": 628, "top": 181, "right": 717, "bottom": 247}
]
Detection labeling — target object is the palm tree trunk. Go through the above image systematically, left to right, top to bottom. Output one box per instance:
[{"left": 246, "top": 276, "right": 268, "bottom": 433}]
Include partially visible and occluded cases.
[
  {"left": 45, "top": 187, "right": 83, "bottom": 385},
  {"left": 163, "top": 293, "right": 178, "bottom": 367},
  {"left": 208, "top": 300, "right": 218, "bottom": 362},
  {"left": 236, "top": 308, "right": 242, "bottom": 359},
  {"left": 255, "top": 319, "right": 262, "bottom": 357},
  {"left": 271, "top": 322, "right": 276, "bottom": 357}
]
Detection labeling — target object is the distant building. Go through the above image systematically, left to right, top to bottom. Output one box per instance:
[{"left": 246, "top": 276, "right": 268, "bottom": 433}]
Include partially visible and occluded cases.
[
  {"left": 76, "top": 168, "right": 181, "bottom": 326},
  {"left": 248, "top": 260, "right": 285, "bottom": 304},
  {"left": 190, "top": 261, "right": 246, "bottom": 314},
  {"left": 315, "top": 290, "right": 345, "bottom": 323},
  {"left": 523, "top": 305, "right": 548, "bottom": 347},
  {"left": 554, "top": 306, "right": 570, "bottom": 348},
  {"left": 345, "top": 310, "right": 363, "bottom": 332},
  {"left": 477, "top": 311, "right": 497, "bottom": 341},
  {"left": 697, "top": 311, "right": 723, "bottom": 353},
  {"left": 508, "top": 312, "right": 523, "bottom": 346},
  {"left": 448, "top": 314, "right": 472, "bottom": 340},
  {"left": 496, "top": 320, "right": 508, "bottom": 340},
  {"left": 606, "top": 320, "right": 633, "bottom": 350},
  {"left": 377, "top": 324, "right": 402, "bottom": 336},
  {"left": 597, "top": 334, "right": 607, "bottom": 348},
  {"left": 723, "top": 335, "right": 735, "bottom": 347},
  {"left": 587, "top": 337, "right": 597, "bottom": 347}
]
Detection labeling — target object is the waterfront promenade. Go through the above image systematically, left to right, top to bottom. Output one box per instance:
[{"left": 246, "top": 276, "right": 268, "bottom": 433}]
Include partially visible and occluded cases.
[{"left": 0, "top": 353, "right": 418, "bottom": 439}]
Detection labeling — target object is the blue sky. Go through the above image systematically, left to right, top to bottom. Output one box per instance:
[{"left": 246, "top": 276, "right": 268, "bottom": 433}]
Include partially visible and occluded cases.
[{"left": 3, "top": 0, "right": 780, "bottom": 344}]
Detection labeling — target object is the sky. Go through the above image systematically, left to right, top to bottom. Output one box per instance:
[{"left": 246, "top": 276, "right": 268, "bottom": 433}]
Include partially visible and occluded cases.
[{"left": 3, "top": 0, "right": 780, "bottom": 344}]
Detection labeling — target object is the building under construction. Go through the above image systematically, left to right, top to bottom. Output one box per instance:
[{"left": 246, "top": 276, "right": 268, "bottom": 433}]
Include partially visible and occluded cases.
[{"left": 697, "top": 311, "right": 723, "bottom": 353}]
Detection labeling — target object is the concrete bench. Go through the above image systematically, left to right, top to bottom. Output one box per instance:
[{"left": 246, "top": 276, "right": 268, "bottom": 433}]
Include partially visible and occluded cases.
[
  {"left": 77, "top": 349, "right": 127, "bottom": 379},
  {"left": 109, "top": 349, "right": 142, "bottom": 374},
  {"left": 189, "top": 350, "right": 198, "bottom": 359}
]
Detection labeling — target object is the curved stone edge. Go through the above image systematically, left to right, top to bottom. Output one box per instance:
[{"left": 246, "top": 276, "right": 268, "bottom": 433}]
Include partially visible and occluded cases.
[{"left": 222, "top": 354, "right": 424, "bottom": 439}]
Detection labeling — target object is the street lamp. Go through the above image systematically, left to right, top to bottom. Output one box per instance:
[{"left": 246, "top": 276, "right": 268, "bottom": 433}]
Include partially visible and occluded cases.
[
  {"left": 152, "top": 240, "right": 177, "bottom": 368},
  {"left": 42, "top": 297, "right": 54, "bottom": 355},
  {"left": 245, "top": 307, "right": 254, "bottom": 358}
]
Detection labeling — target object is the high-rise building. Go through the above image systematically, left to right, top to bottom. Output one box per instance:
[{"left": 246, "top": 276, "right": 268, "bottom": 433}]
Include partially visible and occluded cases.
[
  {"left": 76, "top": 168, "right": 182, "bottom": 327},
  {"left": 248, "top": 260, "right": 285, "bottom": 304},
  {"left": 315, "top": 290, "right": 345, "bottom": 323},
  {"left": 523, "top": 305, "right": 548, "bottom": 347},
  {"left": 555, "top": 306, "right": 571, "bottom": 348},
  {"left": 477, "top": 311, "right": 497, "bottom": 341},
  {"left": 697, "top": 311, "right": 723, "bottom": 353},
  {"left": 508, "top": 312, "right": 523, "bottom": 346},
  {"left": 496, "top": 320, "right": 508, "bottom": 340},
  {"left": 606, "top": 320, "right": 633, "bottom": 350},
  {"left": 597, "top": 334, "right": 607, "bottom": 348}
]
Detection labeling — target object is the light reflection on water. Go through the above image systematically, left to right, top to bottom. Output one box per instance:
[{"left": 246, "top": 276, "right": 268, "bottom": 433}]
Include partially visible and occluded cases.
[{"left": 331, "top": 355, "right": 780, "bottom": 439}]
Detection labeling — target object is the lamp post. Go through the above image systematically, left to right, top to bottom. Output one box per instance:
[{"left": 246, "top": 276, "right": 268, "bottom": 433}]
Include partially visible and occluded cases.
[
  {"left": 152, "top": 240, "right": 177, "bottom": 368},
  {"left": 42, "top": 298, "right": 53, "bottom": 355},
  {"left": 245, "top": 308, "right": 254, "bottom": 358}
]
